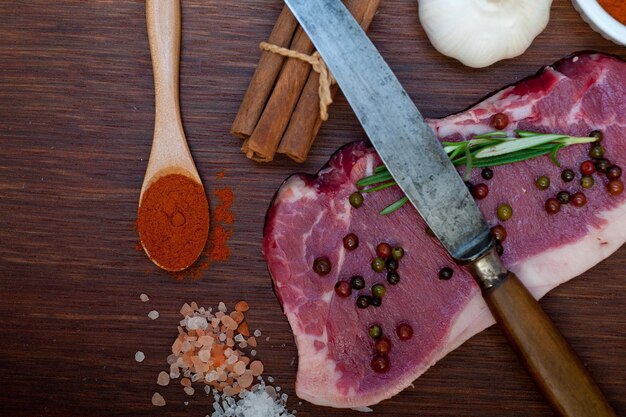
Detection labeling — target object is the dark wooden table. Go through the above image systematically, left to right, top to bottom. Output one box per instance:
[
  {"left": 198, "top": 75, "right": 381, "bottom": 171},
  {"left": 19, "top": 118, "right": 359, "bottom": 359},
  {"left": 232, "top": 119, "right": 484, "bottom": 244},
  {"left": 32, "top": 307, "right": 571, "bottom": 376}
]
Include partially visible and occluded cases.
[{"left": 1, "top": 1, "right": 624, "bottom": 416}]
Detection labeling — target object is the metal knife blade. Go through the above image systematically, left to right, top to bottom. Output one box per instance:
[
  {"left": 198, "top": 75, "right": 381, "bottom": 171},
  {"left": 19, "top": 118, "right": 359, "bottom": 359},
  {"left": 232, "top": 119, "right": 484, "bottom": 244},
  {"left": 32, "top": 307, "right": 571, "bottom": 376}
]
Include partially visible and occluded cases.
[{"left": 283, "top": 0, "right": 492, "bottom": 262}]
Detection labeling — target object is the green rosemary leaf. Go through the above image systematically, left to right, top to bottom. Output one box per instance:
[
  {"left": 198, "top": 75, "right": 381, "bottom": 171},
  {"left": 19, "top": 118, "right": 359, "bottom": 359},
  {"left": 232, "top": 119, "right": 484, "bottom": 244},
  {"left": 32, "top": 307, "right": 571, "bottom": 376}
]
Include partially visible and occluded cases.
[
  {"left": 515, "top": 130, "right": 540, "bottom": 137},
  {"left": 473, "top": 131, "right": 508, "bottom": 139},
  {"left": 475, "top": 134, "right": 568, "bottom": 159},
  {"left": 550, "top": 144, "right": 565, "bottom": 167},
  {"left": 464, "top": 145, "right": 473, "bottom": 181},
  {"left": 470, "top": 148, "right": 552, "bottom": 167},
  {"left": 374, "top": 165, "right": 387, "bottom": 174},
  {"left": 357, "top": 171, "right": 393, "bottom": 187},
  {"left": 363, "top": 181, "right": 397, "bottom": 193},
  {"left": 380, "top": 196, "right": 409, "bottom": 215}
]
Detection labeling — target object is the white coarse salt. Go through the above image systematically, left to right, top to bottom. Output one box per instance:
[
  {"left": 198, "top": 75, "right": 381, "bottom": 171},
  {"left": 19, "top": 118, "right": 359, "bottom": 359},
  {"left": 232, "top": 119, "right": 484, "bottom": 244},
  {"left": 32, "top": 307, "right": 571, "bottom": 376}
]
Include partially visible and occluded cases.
[
  {"left": 140, "top": 293, "right": 149, "bottom": 302},
  {"left": 148, "top": 310, "right": 159, "bottom": 320},
  {"left": 187, "top": 316, "right": 209, "bottom": 330},
  {"left": 253, "top": 329, "right": 262, "bottom": 337},
  {"left": 135, "top": 351, "right": 145, "bottom": 363},
  {"left": 210, "top": 379, "right": 295, "bottom": 417}
]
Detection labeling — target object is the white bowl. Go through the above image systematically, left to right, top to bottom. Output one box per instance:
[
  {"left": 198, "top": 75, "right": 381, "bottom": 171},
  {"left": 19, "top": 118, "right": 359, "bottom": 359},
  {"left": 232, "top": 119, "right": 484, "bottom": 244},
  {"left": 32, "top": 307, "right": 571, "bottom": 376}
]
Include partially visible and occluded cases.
[{"left": 572, "top": 0, "right": 626, "bottom": 46}]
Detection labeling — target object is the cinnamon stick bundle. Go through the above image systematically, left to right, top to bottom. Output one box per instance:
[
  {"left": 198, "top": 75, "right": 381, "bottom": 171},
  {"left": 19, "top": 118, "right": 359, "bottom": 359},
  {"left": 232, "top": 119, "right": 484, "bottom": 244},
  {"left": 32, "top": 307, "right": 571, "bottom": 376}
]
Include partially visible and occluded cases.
[{"left": 233, "top": 1, "right": 381, "bottom": 163}]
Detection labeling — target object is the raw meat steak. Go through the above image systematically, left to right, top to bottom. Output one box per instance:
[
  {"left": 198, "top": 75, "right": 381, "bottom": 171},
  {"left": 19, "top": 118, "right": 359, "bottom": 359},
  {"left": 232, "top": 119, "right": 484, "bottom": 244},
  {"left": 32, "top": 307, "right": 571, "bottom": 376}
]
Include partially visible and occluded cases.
[{"left": 263, "top": 52, "right": 626, "bottom": 408}]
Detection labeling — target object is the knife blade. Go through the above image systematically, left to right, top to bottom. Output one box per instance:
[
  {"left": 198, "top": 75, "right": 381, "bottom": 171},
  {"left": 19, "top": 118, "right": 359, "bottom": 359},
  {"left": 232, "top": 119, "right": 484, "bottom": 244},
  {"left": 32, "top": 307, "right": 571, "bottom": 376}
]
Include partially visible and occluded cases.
[{"left": 284, "top": 1, "right": 617, "bottom": 416}]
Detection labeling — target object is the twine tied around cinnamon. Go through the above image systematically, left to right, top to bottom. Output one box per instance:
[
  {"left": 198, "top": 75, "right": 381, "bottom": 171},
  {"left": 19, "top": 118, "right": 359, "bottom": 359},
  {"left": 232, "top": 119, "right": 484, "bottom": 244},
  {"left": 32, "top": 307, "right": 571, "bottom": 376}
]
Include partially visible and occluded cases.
[{"left": 259, "top": 41, "right": 336, "bottom": 121}]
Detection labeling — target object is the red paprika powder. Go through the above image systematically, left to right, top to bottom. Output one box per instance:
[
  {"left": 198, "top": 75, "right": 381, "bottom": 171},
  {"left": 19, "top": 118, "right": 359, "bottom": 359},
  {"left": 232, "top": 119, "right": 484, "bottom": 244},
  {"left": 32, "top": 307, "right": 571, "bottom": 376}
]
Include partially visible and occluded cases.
[
  {"left": 599, "top": 0, "right": 626, "bottom": 25},
  {"left": 137, "top": 173, "right": 209, "bottom": 271}
]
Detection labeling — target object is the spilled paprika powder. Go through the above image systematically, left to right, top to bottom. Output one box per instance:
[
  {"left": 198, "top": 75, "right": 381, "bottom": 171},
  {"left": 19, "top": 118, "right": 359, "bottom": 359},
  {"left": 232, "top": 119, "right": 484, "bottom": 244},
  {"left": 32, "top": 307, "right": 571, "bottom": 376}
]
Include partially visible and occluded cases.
[
  {"left": 599, "top": 0, "right": 626, "bottom": 25},
  {"left": 137, "top": 174, "right": 209, "bottom": 271}
]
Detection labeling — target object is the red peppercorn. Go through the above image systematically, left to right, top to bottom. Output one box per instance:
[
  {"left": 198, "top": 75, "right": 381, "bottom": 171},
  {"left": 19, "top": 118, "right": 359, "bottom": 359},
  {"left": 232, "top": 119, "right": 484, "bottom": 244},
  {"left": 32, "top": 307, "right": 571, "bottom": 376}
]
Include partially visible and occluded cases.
[
  {"left": 492, "top": 113, "right": 509, "bottom": 130},
  {"left": 580, "top": 160, "right": 596, "bottom": 176},
  {"left": 607, "top": 165, "right": 622, "bottom": 180},
  {"left": 607, "top": 180, "right": 624, "bottom": 196},
  {"left": 471, "top": 183, "right": 489, "bottom": 200},
  {"left": 571, "top": 192, "right": 587, "bottom": 208},
  {"left": 545, "top": 198, "right": 560, "bottom": 215},
  {"left": 491, "top": 225, "right": 507, "bottom": 242},
  {"left": 343, "top": 233, "right": 359, "bottom": 251},
  {"left": 376, "top": 242, "right": 392, "bottom": 259},
  {"left": 313, "top": 257, "right": 331, "bottom": 275},
  {"left": 334, "top": 281, "right": 352, "bottom": 298},
  {"left": 396, "top": 323, "right": 413, "bottom": 341},
  {"left": 374, "top": 337, "right": 392, "bottom": 355},
  {"left": 371, "top": 355, "right": 390, "bottom": 373}
]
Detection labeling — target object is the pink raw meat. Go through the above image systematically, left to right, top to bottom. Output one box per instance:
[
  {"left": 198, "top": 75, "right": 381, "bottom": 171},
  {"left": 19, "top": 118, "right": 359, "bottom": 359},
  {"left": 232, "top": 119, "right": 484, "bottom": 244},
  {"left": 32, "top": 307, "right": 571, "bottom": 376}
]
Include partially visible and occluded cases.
[{"left": 263, "top": 53, "right": 626, "bottom": 408}]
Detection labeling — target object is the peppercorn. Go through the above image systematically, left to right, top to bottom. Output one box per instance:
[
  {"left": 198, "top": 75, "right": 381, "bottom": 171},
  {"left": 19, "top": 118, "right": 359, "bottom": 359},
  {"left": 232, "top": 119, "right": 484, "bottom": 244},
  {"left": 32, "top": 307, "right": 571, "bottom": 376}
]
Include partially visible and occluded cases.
[
  {"left": 492, "top": 113, "right": 509, "bottom": 130},
  {"left": 589, "top": 130, "right": 603, "bottom": 142},
  {"left": 589, "top": 144, "right": 605, "bottom": 159},
  {"left": 595, "top": 158, "right": 611, "bottom": 173},
  {"left": 580, "top": 160, "right": 596, "bottom": 176},
  {"left": 607, "top": 165, "right": 622, "bottom": 180},
  {"left": 481, "top": 168, "right": 494, "bottom": 180},
  {"left": 561, "top": 169, "right": 575, "bottom": 182},
  {"left": 535, "top": 176, "right": 550, "bottom": 190},
  {"left": 581, "top": 176, "right": 594, "bottom": 189},
  {"left": 607, "top": 180, "right": 624, "bottom": 196},
  {"left": 464, "top": 181, "right": 473, "bottom": 192},
  {"left": 471, "top": 183, "right": 489, "bottom": 200},
  {"left": 557, "top": 191, "right": 570, "bottom": 205},
  {"left": 349, "top": 192, "right": 364, "bottom": 208},
  {"left": 571, "top": 192, "right": 587, "bottom": 208},
  {"left": 545, "top": 198, "right": 560, "bottom": 214},
  {"left": 497, "top": 203, "right": 513, "bottom": 221},
  {"left": 491, "top": 224, "right": 507, "bottom": 242},
  {"left": 425, "top": 227, "right": 435, "bottom": 237},
  {"left": 343, "top": 233, "right": 359, "bottom": 251},
  {"left": 495, "top": 241, "right": 504, "bottom": 256},
  {"left": 376, "top": 242, "right": 392, "bottom": 259},
  {"left": 391, "top": 246, "right": 404, "bottom": 261},
  {"left": 313, "top": 257, "right": 331, "bottom": 275},
  {"left": 371, "top": 257, "right": 385, "bottom": 273},
  {"left": 385, "top": 258, "right": 398, "bottom": 272},
  {"left": 438, "top": 267, "right": 454, "bottom": 280},
  {"left": 387, "top": 271, "right": 400, "bottom": 285},
  {"left": 350, "top": 275, "right": 365, "bottom": 290},
  {"left": 334, "top": 281, "right": 351, "bottom": 298},
  {"left": 371, "top": 284, "right": 386, "bottom": 298},
  {"left": 356, "top": 295, "right": 371, "bottom": 309},
  {"left": 371, "top": 296, "right": 382, "bottom": 307},
  {"left": 396, "top": 323, "right": 413, "bottom": 341},
  {"left": 368, "top": 324, "right": 382, "bottom": 339},
  {"left": 374, "top": 338, "right": 392, "bottom": 355},
  {"left": 371, "top": 355, "right": 389, "bottom": 373}
]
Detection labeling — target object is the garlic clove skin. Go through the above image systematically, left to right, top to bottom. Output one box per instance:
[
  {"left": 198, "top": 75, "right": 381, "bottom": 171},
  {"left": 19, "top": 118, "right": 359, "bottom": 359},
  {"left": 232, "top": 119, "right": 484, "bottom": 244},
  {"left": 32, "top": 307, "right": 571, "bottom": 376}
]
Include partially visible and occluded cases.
[{"left": 418, "top": 0, "right": 553, "bottom": 68}]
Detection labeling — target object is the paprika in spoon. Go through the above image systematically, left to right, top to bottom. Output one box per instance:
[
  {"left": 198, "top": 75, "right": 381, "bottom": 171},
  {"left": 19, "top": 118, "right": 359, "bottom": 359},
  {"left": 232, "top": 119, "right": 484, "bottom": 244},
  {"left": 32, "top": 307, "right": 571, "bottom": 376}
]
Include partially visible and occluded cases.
[{"left": 138, "top": 0, "right": 209, "bottom": 271}]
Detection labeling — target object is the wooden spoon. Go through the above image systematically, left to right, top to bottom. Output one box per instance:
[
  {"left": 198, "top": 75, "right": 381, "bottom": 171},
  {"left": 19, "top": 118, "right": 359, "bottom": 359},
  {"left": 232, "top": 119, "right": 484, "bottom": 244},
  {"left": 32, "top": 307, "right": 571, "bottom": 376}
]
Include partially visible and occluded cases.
[{"left": 140, "top": 0, "right": 208, "bottom": 271}]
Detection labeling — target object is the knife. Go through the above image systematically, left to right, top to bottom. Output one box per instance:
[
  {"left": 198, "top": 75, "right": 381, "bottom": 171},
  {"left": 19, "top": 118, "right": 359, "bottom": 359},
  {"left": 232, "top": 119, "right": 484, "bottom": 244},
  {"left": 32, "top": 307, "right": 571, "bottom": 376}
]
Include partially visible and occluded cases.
[{"left": 283, "top": 1, "right": 616, "bottom": 416}]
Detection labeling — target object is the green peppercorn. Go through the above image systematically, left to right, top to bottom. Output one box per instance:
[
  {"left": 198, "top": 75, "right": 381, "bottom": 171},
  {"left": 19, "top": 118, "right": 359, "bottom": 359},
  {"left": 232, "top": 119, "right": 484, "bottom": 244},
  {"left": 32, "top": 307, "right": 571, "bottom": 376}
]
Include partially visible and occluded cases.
[
  {"left": 590, "top": 130, "right": 603, "bottom": 142},
  {"left": 589, "top": 144, "right": 605, "bottom": 160},
  {"left": 561, "top": 169, "right": 575, "bottom": 182},
  {"left": 581, "top": 175, "right": 595, "bottom": 189},
  {"left": 535, "top": 176, "right": 550, "bottom": 190},
  {"left": 557, "top": 191, "right": 570, "bottom": 205},
  {"left": 349, "top": 192, "right": 364, "bottom": 208},
  {"left": 497, "top": 203, "right": 513, "bottom": 221},
  {"left": 391, "top": 246, "right": 404, "bottom": 260},
  {"left": 371, "top": 257, "right": 385, "bottom": 273},
  {"left": 385, "top": 258, "right": 398, "bottom": 272},
  {"left": 387, "top": 271, "right": 400, "bottom": 285},
  {"left": 350, "top": 275, "right": 365, "bottom": 290},
  {"left": 372, "top": 284, "right": 386, "bottom": 298},
  {"left": 356, "top": 295, "right": 371, "bottom": 309},
  {"left": 371, "top": 296, "right": 382, "bottom": 307},
  {"left": 368, "top": 324, "right": 382, "bottom": 339}
]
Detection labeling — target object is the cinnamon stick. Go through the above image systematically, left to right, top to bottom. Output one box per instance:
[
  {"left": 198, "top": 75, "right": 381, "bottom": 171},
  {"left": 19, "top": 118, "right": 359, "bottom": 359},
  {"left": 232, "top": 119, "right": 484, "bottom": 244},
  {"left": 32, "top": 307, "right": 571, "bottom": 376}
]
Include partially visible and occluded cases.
[
  {"left": 242, "top": 0, "right": 367, "bottom": 162},
  {"left": 278, "top": 0, "right": 381, "bottom": 163},
  {"left": 231, "top": 6, "right": 298, "bottom": 139}
]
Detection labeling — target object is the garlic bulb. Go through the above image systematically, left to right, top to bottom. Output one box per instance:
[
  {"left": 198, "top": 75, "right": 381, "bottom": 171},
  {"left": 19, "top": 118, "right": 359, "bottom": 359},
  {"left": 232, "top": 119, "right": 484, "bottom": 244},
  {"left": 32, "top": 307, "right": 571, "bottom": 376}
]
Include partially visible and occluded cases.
[{"left": 418, "top": 0, "right": 553, "bottom": 68}]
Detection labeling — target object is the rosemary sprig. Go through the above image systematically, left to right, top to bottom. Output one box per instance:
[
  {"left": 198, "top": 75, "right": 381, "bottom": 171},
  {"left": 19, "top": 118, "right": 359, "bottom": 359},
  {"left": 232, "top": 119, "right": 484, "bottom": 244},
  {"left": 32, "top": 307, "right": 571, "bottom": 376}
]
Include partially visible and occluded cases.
[{"left": 357, "top": 130, "right": 597, "bottom": 215}]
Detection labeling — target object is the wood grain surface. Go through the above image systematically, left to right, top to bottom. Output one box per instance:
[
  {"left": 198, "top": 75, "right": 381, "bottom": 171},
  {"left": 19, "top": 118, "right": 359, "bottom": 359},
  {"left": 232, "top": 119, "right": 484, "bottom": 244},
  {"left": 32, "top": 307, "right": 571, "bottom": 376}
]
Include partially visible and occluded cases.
[{"left": 0, "top": 1, "right": 624, "bottom": 416}]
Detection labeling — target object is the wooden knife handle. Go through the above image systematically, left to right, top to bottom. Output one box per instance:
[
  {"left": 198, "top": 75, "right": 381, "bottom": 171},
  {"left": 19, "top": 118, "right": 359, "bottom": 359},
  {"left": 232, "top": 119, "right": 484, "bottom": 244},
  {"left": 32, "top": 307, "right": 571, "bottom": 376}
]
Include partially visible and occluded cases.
[{"left": 473, "top": 250, "right": 616, "bottom": 417}]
